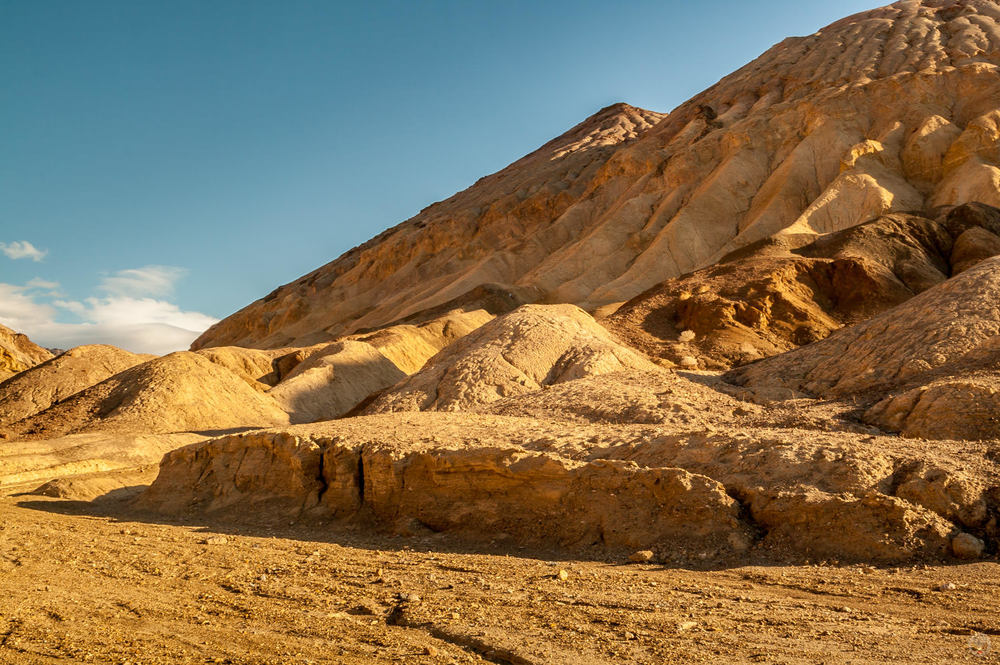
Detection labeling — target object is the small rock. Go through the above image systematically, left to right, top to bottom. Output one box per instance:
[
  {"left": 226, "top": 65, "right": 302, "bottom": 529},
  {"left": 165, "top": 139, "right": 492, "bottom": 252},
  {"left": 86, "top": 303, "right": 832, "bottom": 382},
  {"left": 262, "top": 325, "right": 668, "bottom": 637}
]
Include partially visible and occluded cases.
[
  {"left": 679, "top": 330, "right": 696, "bottom": 342},
  {"left": 678, "top": 356, "right": 698, "bottom": 368},
  {"left": 951, "top": 532, "right": 985, "bottom": 559},
  {"left": 202, "top": 536, "right": 228, "bottom": 545},
  {"left": 629, "top": 550, "right": 655, "bottom": 563},
  {"left": 556, "top": 569, "right": 569, "bottom": 581},
  {"left": 937, "top": 582, "right": 957, "bottom": 592},
  {"left": 399, "top": 592, "right": 421, "bottom": 604},
  {"left": 678, "top": 621, "right": 698, "bottom": 631},
  {"left": 624, "top": 631, "right": 637, "bottom": 640},
  {"left": 422, "top": 646, "right": 438, "bottom": 656}
]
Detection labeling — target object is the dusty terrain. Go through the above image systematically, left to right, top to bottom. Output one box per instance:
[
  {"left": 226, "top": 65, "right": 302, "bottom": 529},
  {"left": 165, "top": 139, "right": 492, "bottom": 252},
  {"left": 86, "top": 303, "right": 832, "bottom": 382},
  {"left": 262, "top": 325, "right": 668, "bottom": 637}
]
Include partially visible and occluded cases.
[{"left": 1, "top": 487, "right": 998, "bottom": 665}]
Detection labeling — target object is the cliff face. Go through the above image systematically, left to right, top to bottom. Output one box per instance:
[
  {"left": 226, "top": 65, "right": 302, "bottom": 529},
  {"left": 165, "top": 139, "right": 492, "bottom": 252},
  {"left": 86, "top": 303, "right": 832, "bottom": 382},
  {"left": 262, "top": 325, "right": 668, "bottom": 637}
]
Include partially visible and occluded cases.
[{"left": 194, "top": 0, "right": 1000, "bottom": 350}]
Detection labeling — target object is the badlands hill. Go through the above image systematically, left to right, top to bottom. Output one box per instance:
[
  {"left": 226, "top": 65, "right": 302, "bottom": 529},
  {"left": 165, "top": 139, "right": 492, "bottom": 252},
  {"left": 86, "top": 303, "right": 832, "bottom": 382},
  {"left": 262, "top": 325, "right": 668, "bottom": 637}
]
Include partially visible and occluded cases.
[
  {"left": 195, "top": 0, "right": 1000, "bottom": 350},
  {"left": 0, "top": 309, "right": 495, "bottom": 443},
  {"left": 0, "top": 323, "right": 52, "bottom": 380},
  {"left": 0, "top": 345, "right": 154, "bottom": 428},
  {"left": 1, "top": 352, "right": 291, "bottom": 439}
]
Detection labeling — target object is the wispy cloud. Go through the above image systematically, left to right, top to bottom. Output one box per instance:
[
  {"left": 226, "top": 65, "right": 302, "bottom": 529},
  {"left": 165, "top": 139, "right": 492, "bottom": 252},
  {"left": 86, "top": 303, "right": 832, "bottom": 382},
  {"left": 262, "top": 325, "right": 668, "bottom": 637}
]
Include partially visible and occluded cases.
[
  {"left": 0, "top": 241, "right": 47, "bottom": 262},
  {"left": 99, "top": 265, "right": 187, "bottom": 298}
]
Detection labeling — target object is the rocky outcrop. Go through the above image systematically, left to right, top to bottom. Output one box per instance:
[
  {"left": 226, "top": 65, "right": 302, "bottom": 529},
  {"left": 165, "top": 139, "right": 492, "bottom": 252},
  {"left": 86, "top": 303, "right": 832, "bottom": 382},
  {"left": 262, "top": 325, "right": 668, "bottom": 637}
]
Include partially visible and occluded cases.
[
  {"left": 194, "top": 0, "right": 1000, "bottom": 350},
  {"left": 606, "top": 205, "right": 1000, "bottom": 369},
  {"left": 726, "top": 254, "right": 1000, "bottom": 440},
  {"left": 728, "top": 256, "right": 1000, "bottom": 398},
  {"left": 366, "top": 305, "right": 660, "bottom": 413},
  {"left": 268, "top": 309, "right": 495, "bottom": 422},
  {"left": 346, "top": 309, "right": 493, "bottom": 375},
  {"left": 0, "top": 323, "right": 53, "bottom": 381},
  {"left": 193, "top": 346, "right": 293, "bottom": 391},
  {"left": 2, "top": 351, "right": 290, "bottom": 438},
  {"left": 478, "top": 369, "right": 756, "bottom": 427},
  {"left": 864, "top": 375, "right": 1000, "bottom": 440},
  {"left": 139, "top": 413, "right": 996, "bottom": 562},
  {"left": 140, "top": 420, "right": 750, "bottom": 554}
]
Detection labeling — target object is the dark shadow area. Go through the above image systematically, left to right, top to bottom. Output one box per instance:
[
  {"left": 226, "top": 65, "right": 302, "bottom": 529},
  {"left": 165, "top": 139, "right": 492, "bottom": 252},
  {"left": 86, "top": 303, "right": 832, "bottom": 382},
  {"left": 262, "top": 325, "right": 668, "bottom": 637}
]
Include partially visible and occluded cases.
[{"left": 187, "top": 426, "right": 263, "bottom": 438}]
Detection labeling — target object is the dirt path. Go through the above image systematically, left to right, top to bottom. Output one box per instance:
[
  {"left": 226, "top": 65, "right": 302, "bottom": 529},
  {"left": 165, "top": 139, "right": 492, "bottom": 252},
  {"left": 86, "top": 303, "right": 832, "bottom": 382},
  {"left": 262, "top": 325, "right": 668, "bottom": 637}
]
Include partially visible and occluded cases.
[{"left": 0, "top": 492, "right": 998, "bottom": 665}]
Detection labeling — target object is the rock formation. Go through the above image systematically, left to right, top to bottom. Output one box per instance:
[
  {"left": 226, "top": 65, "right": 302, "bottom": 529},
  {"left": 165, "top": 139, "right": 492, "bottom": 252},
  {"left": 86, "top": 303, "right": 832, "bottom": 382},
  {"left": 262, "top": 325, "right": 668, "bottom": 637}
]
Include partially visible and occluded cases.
[
  {"left": 194, "top": 0, "right": 1000, "bottom": 350},
  {"left": 11, "top": 1, "right": 1000, "bottom": 570},
  {"left": 606, "top": 203, "right": 1000, "bottom": 369},
  {"left": 728, "top": 254, "right": 1000, "bottom": 440},
  {"left": 0, "top": 323, "right": 52, "bottom": 381},
  {"left": 139, "top": 411, "right": 1000, "bottom": 562}
]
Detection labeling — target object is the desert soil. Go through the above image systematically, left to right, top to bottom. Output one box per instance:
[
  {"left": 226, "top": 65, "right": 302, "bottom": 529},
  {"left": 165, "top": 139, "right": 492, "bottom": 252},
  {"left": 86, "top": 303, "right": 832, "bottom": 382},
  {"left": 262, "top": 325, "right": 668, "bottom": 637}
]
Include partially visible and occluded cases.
[{"left": 1, "top": 487, "right": 997, "bottom": 665}]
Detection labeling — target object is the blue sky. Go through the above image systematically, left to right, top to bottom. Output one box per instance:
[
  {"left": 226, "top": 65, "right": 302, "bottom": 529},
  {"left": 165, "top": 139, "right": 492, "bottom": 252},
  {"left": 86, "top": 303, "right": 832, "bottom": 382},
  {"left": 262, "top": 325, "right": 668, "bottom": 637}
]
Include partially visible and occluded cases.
[{"left": 1, "top": 0, "right": 879, "bottom": 353}]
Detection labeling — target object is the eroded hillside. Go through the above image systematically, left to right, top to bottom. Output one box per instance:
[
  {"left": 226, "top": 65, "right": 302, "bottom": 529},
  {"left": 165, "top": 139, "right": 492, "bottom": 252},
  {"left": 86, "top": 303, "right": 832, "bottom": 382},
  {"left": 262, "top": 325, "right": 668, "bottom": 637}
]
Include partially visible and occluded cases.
[{"left": 195, "top": 0, "right": 1000, "bottom": 350}]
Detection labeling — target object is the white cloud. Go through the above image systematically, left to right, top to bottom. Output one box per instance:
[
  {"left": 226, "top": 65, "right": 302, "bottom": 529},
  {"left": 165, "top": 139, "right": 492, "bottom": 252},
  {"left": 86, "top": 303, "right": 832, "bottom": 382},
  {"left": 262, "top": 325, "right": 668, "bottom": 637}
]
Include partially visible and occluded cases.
[
  {"left": 0, "top": 241, "right": 48, "bottom": 262},
  {"left": 99, "top": 265, "right": 187, "bottom": 298},
  {"left": 0, "top": 273, "right": 218, "bottom": 356},
  {"left": 0, "top": 283, "right": 58, "bottom": 330}
]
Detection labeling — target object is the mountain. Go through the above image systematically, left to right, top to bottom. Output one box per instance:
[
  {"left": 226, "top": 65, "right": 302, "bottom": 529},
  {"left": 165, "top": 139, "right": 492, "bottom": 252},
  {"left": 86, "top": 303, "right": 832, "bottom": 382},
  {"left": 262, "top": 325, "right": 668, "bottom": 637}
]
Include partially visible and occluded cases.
[{"left": 193, "top": 0, "right": 1000, "bottom": 351}]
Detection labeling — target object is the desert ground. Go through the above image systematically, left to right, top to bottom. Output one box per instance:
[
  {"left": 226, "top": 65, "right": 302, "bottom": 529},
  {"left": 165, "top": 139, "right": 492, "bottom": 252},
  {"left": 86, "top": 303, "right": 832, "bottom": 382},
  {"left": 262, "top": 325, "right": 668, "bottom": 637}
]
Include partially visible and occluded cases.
[{"left": 1, "top": 483, "right": 998, "bottom": 665}]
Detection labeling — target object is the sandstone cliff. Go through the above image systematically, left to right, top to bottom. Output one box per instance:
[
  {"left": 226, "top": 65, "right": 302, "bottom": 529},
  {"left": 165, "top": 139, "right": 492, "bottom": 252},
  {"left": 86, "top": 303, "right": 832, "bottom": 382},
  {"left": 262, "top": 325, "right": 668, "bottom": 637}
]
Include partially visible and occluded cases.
[
  {"left": 194, "top": 0, "right": 1000, "bottom": 350},
  {"left": 139, "top": 412, "right": 1000, "bottom": 562}
]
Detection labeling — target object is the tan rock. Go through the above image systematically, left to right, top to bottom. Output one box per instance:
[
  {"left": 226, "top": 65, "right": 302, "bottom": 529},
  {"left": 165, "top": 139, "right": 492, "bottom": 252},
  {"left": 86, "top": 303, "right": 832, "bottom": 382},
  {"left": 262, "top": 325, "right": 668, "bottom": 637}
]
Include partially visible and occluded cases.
[
  {"left": 605, "top": 212, "right": 957, "bottom": 369},
  {"left": 950, "top": 226, "right": 1000, "bottom": 274},
  {"left": 728, "top": 256, "right": 1000, "bottom": 399},
  {"left": 269, "top": 340, "right": 406, "bottom": 423},
  {"left": 137, "top": 411, "right": 994, "bottom": 563},
  {"left": 139, "top": 414, "right": 753, "bottom": 555},
  {"left": 951, "top": 532, "right": 985, "bottom": 559},
  {"left": 628, "top": 550, "right": 655, "bottom": 563}
]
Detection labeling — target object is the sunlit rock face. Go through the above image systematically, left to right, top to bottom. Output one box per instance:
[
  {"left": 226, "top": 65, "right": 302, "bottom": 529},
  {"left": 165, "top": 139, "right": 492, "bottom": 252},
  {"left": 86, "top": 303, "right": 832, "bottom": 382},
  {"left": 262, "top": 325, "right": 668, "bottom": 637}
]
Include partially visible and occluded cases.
[
  {"left": 194, "top": 0, "right": 1000, "bottom": 350},
  {"left": 0, "top": 323, "right": 53, "bottom": 381}
]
